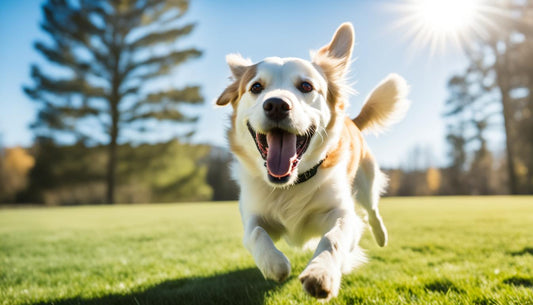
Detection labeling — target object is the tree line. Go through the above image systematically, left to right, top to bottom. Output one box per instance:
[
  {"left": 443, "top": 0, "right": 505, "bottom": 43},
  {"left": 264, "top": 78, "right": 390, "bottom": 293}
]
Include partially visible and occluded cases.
[{"left": 0, "top": 138, "right": 238, "bottom": 204}]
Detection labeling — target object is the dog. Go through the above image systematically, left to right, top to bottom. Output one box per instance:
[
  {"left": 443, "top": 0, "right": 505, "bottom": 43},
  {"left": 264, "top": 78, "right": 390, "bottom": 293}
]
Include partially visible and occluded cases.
[{"left": 216, "top": 23, "right": 409, "bottom": 299}]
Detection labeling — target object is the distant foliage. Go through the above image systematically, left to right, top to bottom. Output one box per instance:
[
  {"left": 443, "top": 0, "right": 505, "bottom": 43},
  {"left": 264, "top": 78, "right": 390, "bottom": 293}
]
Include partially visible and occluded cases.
[
  {"left": 18, "top": 139, "right": 212, "bottom": 205},
  {"left": 119, "top": 141, "right": 213, "bottom": 203},
  {"left": 383, "top": 144, "right": 507, "bottom": 196},
  {"left": 205, "top": 147, "right": 239, "bottom": 201},
  {"left": 385, "top": 167, "right": 441, "bottom": 197}
]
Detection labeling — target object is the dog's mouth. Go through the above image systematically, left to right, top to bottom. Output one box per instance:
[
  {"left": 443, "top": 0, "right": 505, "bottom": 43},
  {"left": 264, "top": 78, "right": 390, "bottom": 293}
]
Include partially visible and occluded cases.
[{"left": 247, "top": 122, "right": 315, "bottom": 183}]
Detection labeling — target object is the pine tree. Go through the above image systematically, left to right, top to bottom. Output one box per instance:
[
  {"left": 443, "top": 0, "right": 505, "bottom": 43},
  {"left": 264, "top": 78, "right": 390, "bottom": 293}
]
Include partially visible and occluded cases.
[{"left": 24, "top": 0, "right": 203, "bottom": 203}]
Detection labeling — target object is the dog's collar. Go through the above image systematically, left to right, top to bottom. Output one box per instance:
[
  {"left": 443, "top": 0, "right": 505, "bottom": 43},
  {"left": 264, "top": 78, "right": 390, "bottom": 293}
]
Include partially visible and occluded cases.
[{"left": 294, "top": 159, "right": 325, "bottom": 185}]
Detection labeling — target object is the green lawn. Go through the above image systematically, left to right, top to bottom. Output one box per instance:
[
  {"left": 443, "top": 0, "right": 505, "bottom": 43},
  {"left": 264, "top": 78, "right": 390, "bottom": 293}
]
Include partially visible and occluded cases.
[{"left": 1, "top": 197, "right": 532, "bottom": 305}]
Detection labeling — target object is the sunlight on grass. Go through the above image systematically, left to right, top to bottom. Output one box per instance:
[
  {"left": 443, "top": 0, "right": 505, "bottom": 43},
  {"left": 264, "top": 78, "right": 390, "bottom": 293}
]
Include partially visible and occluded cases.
[{"left": 1, "top": 197, "right": 532, "bottom": 304}]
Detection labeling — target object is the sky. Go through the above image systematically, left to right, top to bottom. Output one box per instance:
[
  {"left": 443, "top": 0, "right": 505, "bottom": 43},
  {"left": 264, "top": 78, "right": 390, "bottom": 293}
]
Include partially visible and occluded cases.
[{"left": 0, "top": 0, "right": 499, "bottom": 168}]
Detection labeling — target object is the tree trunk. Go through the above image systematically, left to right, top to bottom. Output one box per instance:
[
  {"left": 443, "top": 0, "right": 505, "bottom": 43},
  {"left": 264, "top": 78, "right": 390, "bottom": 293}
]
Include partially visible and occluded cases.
[
  {"left": 106, "top": 35, "right": 121, "bottom": 204},
  {"left": 495, "top": 43, "right": 519, "bottom": 194},
  {"left": 525, "top": 74, "right": 533, "bottom": 195},
  {"left": 500, "top": 86, "right": 519, "bottom": 194},
  {"left": 106, "top": 122, "right": 118, "bottom": 204}
]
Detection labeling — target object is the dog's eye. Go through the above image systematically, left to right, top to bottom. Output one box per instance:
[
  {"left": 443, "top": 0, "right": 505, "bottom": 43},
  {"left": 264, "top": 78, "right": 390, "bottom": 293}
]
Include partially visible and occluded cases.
[
  {"left": 299, "top": 81, "right": 313, "bottom": 93},
  {"left": 250, "top": 82, "right": 264, "bottom": 94}
]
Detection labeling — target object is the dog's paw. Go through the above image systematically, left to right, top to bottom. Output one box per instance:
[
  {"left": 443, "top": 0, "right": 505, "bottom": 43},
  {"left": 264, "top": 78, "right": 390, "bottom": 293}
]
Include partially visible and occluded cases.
[
  {"left": 257, "top": 249, "right": 291, "bottom": 282},
  {"left": 299, "top": 260, "right": 341, "bottom": 299}
]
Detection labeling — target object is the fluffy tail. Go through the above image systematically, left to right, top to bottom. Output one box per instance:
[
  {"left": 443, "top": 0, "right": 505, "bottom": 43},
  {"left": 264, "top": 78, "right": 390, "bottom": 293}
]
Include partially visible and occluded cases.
[{"left": 353, "top": 74, "right": 410, "bottom": 134}]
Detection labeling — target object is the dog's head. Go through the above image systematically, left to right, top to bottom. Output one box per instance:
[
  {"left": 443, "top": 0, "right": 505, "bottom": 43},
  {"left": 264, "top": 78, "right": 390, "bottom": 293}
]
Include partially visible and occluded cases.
[{"left": 217, "top": 23, "right": 355, "bottom": 186}]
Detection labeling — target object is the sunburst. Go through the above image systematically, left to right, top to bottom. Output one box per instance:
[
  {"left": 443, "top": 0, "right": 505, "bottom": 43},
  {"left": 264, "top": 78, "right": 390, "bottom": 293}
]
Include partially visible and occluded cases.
[{"left": 389, "top": 0, "right": 500, "bottom": 55}]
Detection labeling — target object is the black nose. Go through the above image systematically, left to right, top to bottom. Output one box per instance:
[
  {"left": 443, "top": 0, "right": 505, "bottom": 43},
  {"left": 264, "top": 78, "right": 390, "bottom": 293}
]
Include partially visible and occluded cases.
[{"left": 263, "top": 98, "right": 291, "bottom": 121}]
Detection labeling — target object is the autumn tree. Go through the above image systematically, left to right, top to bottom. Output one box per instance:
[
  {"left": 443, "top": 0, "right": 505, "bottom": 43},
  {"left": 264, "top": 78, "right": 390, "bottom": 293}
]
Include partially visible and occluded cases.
[
  {"left": 24, "top": 0, "right": 203, "bottom": 203},
  {"left": 0, "top": 147, "right": 35, "bottom": 202}
]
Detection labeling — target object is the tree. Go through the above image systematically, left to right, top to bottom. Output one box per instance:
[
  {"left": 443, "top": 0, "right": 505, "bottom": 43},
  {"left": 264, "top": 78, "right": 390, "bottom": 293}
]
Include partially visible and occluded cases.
[
  {"left": 24, "top": 0, "right": 203, "bottom": 203},
  {"left": 444, "top": 0, "right": 533, "bottom": 194},
  {"left": 468, "top": 118, "right": 496, "bottom": 195},
  {"left": 443, "top": 123, "right": 468, "bottom": 195},
  {"left": 0, "top": 135, "right": 5, "bottom": 200},
  {"left": 393, "top": 145, "right": 439, "bottom": 196},
  {"left": 0, "top": 147, "right": 35, "bottom": 202},
  {"left": 205, "top": 147, "right": 239, "bottom": 201},
  {"left": 426, "top": 167, "right": 441, "bottom": 194}
]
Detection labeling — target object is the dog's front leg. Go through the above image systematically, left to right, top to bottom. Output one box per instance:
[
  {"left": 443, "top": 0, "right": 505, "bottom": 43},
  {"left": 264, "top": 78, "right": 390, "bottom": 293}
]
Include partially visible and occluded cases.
[
  {"left": 299, "top": 209, "right": 361, "bottom": 299},
  {"left": 243, "top": 215, "right": 291, "bottom": 282}
]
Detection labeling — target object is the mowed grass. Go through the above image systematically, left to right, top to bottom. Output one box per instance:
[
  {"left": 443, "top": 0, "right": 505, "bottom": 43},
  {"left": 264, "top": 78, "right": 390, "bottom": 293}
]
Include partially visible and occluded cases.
[{"left": 1, "top": 197, "right": 532, "bottom": 305}]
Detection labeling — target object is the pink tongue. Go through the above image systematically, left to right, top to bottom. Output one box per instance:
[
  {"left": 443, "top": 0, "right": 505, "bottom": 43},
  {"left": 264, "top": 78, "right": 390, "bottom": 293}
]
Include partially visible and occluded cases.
[{"left": 266, "top": 130, "right": 297, "bottom": 178}]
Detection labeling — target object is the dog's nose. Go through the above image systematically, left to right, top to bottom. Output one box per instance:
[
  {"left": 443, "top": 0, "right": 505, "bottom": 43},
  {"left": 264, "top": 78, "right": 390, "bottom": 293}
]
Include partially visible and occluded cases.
[{"left": 263, "top": 98, "right": 291, "bottom": 121}]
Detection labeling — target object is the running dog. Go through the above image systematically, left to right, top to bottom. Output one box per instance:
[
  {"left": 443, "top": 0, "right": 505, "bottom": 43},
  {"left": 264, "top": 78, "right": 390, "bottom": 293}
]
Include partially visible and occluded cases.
[{"left": 216, "top": 22, "right": 409, "bottom": 299}]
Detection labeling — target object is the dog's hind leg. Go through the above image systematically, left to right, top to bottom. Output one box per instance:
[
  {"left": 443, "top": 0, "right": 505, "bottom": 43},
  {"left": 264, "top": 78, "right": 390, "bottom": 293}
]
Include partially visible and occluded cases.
[{"left": 354, "top": 152, "right": 388, "bottom": 247}]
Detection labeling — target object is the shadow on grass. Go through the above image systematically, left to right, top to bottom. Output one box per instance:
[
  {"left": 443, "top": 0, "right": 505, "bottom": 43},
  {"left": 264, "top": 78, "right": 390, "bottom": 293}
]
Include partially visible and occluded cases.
[
  {"left": 509, "top": 246, "right": 533, "bottom": 256},
  {"left": 31, "top": 268, "right": 284, "bottom": 305},
  {"left": 502, "top": 275, "right": 533, "bottom": 288},
  {"left": 423, "top": 278, "right": 464, "bottom": 294}
]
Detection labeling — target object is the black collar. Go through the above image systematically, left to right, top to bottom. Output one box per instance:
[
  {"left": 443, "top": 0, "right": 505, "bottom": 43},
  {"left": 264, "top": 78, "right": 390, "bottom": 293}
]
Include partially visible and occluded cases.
[{"left": 295, "top": 159, "right": 325, "bottom": 185}]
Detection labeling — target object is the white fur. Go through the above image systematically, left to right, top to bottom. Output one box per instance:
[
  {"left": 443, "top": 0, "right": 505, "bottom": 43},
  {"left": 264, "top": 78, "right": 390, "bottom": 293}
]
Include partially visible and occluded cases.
[
  {"left": 218, "top": 23, "right": 409, "bottom": 300},
  {"left": 226, "top": 53, "right": 253, "bottom": 78},
  {"left": 233, "top": 56, "right": 335, "bottom": 186}
]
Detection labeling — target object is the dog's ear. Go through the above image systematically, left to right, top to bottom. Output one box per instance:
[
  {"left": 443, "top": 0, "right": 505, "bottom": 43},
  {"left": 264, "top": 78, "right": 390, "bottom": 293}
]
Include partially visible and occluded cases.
[
  {"left": 312, "top": 23, "right": 355, "bottom": 106},
  {"left": 314, "top": 23, "right": 354, "bottom": 74},
  {"left": 226, "top": 53, "right": 253, "bottom": 79},
  {"left": 216, "top": 54, "right": 253, "bottom": 106},
  {"left": 216, "top": 82, "right": 239, "bottom": 106}
]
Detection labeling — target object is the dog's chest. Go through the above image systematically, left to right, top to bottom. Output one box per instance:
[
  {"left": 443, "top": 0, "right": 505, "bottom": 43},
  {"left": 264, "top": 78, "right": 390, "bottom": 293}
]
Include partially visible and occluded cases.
[{"left": 246, "top": 177, "right": 351, "bottom": 245}]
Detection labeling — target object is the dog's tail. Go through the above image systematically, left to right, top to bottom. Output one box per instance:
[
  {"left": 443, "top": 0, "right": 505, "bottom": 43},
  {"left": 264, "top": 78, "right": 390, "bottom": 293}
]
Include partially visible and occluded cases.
[{"left": 353, "top": 74, "right": 410, "bottom": 134}]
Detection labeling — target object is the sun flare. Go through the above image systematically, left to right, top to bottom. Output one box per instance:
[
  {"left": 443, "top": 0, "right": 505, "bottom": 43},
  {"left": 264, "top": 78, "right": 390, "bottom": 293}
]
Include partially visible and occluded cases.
[
  {"left": 391, "top": 0, "right": 495, "bottom": 55},
  {"left": 417, "top": 0, "right": 479, "bottom": 33}
]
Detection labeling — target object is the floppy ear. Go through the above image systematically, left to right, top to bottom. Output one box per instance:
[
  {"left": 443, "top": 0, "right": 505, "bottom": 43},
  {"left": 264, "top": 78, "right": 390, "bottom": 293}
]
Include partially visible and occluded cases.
[
  {"left": 314, "top": 22, "right": 355, "bottom": 74},
  {"left": 226, "top": 53, "right": 253, "bottom": 79},
  {"left": 216, "top": 54, "right": 253, "bottom": 106},
  {"left": 216, "top": 82, "right": 239, "bottom": 106}
]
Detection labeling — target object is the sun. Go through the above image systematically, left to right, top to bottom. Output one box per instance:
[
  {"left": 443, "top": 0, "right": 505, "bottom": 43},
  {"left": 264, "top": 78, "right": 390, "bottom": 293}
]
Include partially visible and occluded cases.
[
  {"left": 390, "top": 0, "right": 493, "bottom": 55},
  {"left": 417, "top": 0, "right": 479, "bottom": 33}
]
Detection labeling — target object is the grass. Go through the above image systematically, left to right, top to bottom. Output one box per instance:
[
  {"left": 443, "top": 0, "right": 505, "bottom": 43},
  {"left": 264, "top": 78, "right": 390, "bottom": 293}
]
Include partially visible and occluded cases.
[{"left": 1, "top": 196, "right": 532, "bottom": 305}]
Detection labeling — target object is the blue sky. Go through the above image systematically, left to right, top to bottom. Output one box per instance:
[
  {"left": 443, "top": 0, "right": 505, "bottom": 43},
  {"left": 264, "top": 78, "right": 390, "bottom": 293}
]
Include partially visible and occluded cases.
[{"left": 0, "top": 0, "right": 501, "bottom": 168}]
